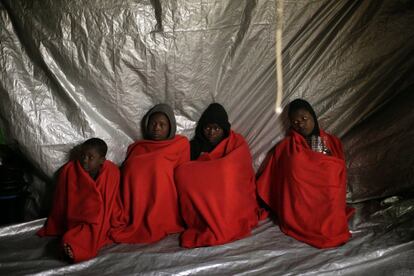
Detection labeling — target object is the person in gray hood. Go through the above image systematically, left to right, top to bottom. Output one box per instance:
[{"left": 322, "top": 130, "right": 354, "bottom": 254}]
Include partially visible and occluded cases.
[
  {"left": 110, "top": 103, "right": 190, "bottom": 244},
  {"left": 142, "top": 104, "right": 177, "bottom": 141}
]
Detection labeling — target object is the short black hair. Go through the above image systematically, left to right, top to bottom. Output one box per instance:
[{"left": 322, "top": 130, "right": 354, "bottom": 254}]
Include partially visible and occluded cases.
[{"left": 82, "top": 138, "right": 108, "bottom": 157}]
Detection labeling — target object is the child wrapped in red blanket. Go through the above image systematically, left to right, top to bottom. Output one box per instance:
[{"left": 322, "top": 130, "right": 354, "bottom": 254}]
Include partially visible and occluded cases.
[
  {"left": 257, "top": 99, "right": 354, "bottom": 248},
  {"left": 175, "top": 103, "right": 261, "bottom": 248},
  {"left": 110, "top": 104, "right": 190, "bottom": 243},
  {"left": 37, "top": 138, "right": 121, "bottom": 262}
]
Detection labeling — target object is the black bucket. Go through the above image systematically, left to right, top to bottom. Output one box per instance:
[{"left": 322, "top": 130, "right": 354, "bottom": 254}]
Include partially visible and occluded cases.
[{"left": 0, "top": 166, "right": 28, "bottom": 225}]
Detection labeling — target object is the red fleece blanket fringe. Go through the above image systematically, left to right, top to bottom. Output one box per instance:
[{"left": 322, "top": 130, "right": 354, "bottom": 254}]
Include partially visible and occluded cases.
[
  {"left": 257, "top": 130, "right": 354, "bottom": 248},
  {"left": 175, "top": 131, "right": 261, "bottom": 248},
  {"left": 110, "top": 135, "right": 190, "bottom": 244},
  {"left": 37, "top": 160, "right": 121, "bottom": 262}
]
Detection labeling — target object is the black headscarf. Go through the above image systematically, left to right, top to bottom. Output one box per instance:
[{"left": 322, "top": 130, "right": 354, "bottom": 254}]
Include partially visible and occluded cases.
[
  {"left": 288, "top": 99, "right": 320, "bottom": 137},
  {"left": 190, "top": 103, "right": 231, "bottom": 160}
]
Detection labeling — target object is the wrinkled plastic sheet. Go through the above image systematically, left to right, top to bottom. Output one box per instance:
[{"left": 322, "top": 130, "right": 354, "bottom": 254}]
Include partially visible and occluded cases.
[
  {"left": 0, "top": 0, "right": 414, "bottom": 274},
  {"left": 1, "top": 1, "right": 413, "bottom": 216},
  {"left": 0, "top": 198, "right": 413, "bottom": 275}
]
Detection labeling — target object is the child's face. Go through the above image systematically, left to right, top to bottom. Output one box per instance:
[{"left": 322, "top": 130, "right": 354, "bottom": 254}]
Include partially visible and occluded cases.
[
  {"left": 289, "top": 108, "right": 315, "bottom": 136},
  {"left": 147, "top": 112, "right": 170, "bottom": 140},
  {"left": 80, "top": 146, "right": 105, "bottom": 175}
]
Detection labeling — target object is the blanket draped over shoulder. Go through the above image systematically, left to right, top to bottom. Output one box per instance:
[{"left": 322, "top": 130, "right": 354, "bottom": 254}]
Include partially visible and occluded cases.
[
  {"left": 257, "top": 130, "right": 354, "bottom": 248},
  {"left": 175, "top": 131, "right": 261, "bottom": 248},
  {"left": 110, "top": 135, "right": 190, "bottom": 244},
  {"left": 37, "top": 160, "right": 121, "bottom": 262}
]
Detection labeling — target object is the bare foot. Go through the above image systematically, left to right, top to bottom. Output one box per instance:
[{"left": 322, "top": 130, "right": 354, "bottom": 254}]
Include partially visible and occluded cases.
[{"left": 63, "top": 243, "right": 74, "bottom": 260}]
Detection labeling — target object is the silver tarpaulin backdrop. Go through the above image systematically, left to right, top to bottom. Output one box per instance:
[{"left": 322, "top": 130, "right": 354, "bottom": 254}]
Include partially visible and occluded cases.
[{"left": 0, "top": 0, "right": 413, "bottom": 275}]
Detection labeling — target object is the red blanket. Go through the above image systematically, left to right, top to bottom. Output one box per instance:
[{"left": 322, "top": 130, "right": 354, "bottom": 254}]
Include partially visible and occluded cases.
[
  {"left": 257, "top": 130, "right": 354, "bottom": 248},
  {"left": 175, "top": 131, "right": 260, "bottom": 248},
  {"left": 110, "top": 135, "right": 190, "bottom": 243},
  {"left": 37, "top": 160, "right": 121, "bottom": 262}
]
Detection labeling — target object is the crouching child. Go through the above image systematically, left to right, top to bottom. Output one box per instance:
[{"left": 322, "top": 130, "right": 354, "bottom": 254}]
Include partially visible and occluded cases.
[{"left": 37, "top": 138, "right": 122, "bottom": 263}]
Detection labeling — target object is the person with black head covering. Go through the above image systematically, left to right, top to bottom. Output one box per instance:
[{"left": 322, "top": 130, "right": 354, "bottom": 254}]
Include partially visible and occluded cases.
[
  {"left": 257, "top": 99, "right": 354, "bottom": 248},
  {"left": 287, "top": 99, "right": 331, "bottom": 154},
  {"left": 175, "top": 103, "right": 262, "bottom": 248},
  {"left": 190, "top": 103, "right": 231, "bottom": 160},
  {"left": 110, "top": 104, "right": 190, "bottom": 244}
]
